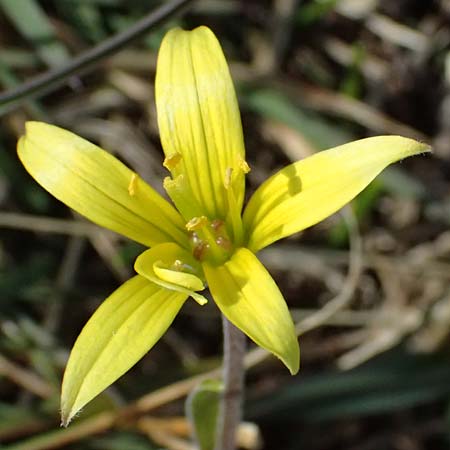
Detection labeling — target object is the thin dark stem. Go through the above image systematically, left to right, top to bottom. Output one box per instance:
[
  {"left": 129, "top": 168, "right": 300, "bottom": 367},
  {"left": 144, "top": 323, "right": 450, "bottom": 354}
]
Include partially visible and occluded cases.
[
  {"left": 0, "top": 0, "right": 195, "bottom": 110},
  {"left": 215, "top": 316, "right": 246, "bottom": 450}
]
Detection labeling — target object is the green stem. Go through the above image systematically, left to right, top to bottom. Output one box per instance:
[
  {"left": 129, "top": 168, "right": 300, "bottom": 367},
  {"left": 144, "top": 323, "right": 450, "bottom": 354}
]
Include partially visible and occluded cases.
[{"left": 215, "top": 316, "right": 246, "bottom": 450}]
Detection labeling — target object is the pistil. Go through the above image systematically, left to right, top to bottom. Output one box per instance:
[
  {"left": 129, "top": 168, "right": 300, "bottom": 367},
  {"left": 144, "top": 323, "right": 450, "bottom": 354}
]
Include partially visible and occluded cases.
[{"left": 187, "top": 216, "right": 233, "bottom": 265}]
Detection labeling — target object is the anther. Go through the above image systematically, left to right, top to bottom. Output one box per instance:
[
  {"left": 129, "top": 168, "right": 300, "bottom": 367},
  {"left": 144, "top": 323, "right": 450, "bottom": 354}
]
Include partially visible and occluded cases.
[
  {"left": 163, "top": 152, "right": 183, "bottom": 170},
  {"left": 240, "top": 159, "right": 250, "bottom": 174},
  {"left": 128, "top": 173, "right": 138, "bottom": 196},
  {"left": 186, "top": 216, "right": 208, "bottom": 231},
  {"left": 171, "top": 259, "right": 184, "bottom": 271}
]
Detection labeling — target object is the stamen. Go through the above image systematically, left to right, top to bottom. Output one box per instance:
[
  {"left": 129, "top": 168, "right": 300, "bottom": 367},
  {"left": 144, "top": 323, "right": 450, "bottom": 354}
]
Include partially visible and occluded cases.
[
  {"left": 222, "top": 167, "right": 244, "bottom": 247},
  {"left": 164, "top": 175, "right": 203, "bottom": 221}
]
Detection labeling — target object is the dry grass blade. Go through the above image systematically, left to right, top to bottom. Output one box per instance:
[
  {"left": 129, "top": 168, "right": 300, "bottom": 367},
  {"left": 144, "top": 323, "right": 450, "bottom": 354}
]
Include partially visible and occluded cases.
[
  {"left": 0, "top": 212, "right": 101, "bottom": 236},
  {"left": 0, "top": 353, "right": 54, "bottom": 398}
]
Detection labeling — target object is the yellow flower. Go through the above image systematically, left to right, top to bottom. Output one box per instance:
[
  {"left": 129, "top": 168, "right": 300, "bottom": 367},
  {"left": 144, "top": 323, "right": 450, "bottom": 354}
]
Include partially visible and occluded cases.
[{"left": 17, "top": 26, "right": 429, "bottom": 425}]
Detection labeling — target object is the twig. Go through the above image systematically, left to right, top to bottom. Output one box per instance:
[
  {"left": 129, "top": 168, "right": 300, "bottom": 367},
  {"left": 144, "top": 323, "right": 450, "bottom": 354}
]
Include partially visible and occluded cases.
[
  {"left": 0, "top": 0, "right": 195, "bottom": 111},
  {"left": 366, "top": 13, "right": 429, "bottom": 53},
  {"left": 0, "top": 212, "right": 101, "bottom": 236},
  {"left": 290, "top": 308, "right": 375, "bottom": 327},
  {"left": 0, "top": 353, "right": 54, "bottom": 399},
  {"left": 4, "top": 412, "right": 115, "bottom": 450},
  {"left": 138, "top": 417, "right": 196, "bottom": 450}
]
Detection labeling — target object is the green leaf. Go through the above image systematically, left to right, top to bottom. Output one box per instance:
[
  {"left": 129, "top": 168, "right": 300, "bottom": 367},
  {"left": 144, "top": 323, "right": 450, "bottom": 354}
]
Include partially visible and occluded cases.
[
  {"left": 1, "top": 0, "right": 70, "bottom": 68},
  {"left": 54, "top": 0, "right": 107, "bottom": 43},
  {"left": 296, "top": 0, "right": 337, "bottom": 26},
  {"left": 0, "top": 49, "right": 39, "bottom": 69},
  {"left": 0, "top": 61, "right": 47, "bottom": 118},
  {"left": 243, "top": 88, "right": 353, "bottom": 150},
  {"left": 380, "top": 167, "right": 428, "bottom": 199},
  {"left": 247, "top": 348, "right": 450, "bottom": 422},
  {"left": 186, "top": 379, "right": 223, "bottom": 450},
  {"left": 0, "top": 403, "right": 41, "bottom": 431},
  {"left": 90, "top": 432, "right": 159, "bottom": 450}
]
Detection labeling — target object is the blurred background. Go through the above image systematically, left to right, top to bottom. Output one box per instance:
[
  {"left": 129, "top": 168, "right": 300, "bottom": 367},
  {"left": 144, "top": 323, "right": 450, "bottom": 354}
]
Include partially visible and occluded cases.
[{"left": 0, "top": 0, "right": 449, "bottom": 449}]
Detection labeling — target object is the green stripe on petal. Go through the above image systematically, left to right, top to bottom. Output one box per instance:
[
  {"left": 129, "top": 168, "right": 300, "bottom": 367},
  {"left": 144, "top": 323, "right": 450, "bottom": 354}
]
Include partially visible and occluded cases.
[
  {"left": 156, "top": 26, "right": 246, "bottom": 223},
  {"left": 18, "top": 122, "right": 187, "bottom": 248},
  {"left": 244, "top": 136, "right": 430, "bottom": 252},
  {"left": 135, "top": 243, "right": 208, "bottom": 305},
  {"left": 204, "top": 248, "right": 299, "bottom": 374},
  {"left": 61, "top": 275, "right": 187, "bottom": 426}
]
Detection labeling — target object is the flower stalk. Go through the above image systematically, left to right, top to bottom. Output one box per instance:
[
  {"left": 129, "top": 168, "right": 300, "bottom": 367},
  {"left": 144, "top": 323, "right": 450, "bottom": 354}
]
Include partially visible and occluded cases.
[{"left": 216, "top": 316, "right": 246, "bottom": 450}]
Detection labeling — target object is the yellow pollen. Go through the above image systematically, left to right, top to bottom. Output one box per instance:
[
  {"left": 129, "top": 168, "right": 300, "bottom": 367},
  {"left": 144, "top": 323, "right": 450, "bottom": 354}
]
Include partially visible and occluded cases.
[
  {"left": 163, "top": 152, "right": 183, "bottom": 170},
  {"left": 240, "top": 159, "right": 250, "bottom": 173},
  {"left": 224, "top": 168, "right": 233, "bottom": 189},
  {"left": 128, "top": 173, "right": 138, "bottom": 196},
  {"left": 186, "top": 216, "right": 208, "bottom": 231},
  {"left": 171, "top": 259, "right": 184, "bottom": 271}
]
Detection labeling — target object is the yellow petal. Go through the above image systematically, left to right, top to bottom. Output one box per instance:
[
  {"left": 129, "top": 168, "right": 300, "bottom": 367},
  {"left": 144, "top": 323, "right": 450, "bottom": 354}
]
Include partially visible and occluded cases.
[
  {"left": 156, "top": 26, "right": 246, "bottom": 224},
  {"left": 18, "top": 122, "right": 187, "bottom": 248},
  {"left": 244, "top": 136, "right": 430, "bottom": 252},
  {"left": 135, "top": 243, "right": 208, "bottom": 305},
  {"left": 203, "top": 248, "right": 299, "bottom": 374},
  {"left": 61, "top": 275, "right": 187, "bottom": 425}
]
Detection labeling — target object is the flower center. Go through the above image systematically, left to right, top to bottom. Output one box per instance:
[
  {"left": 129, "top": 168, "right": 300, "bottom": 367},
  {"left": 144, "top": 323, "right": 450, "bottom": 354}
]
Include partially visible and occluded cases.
[{"left": 186, "top": 216, "right": 232, "bottom": 265}]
